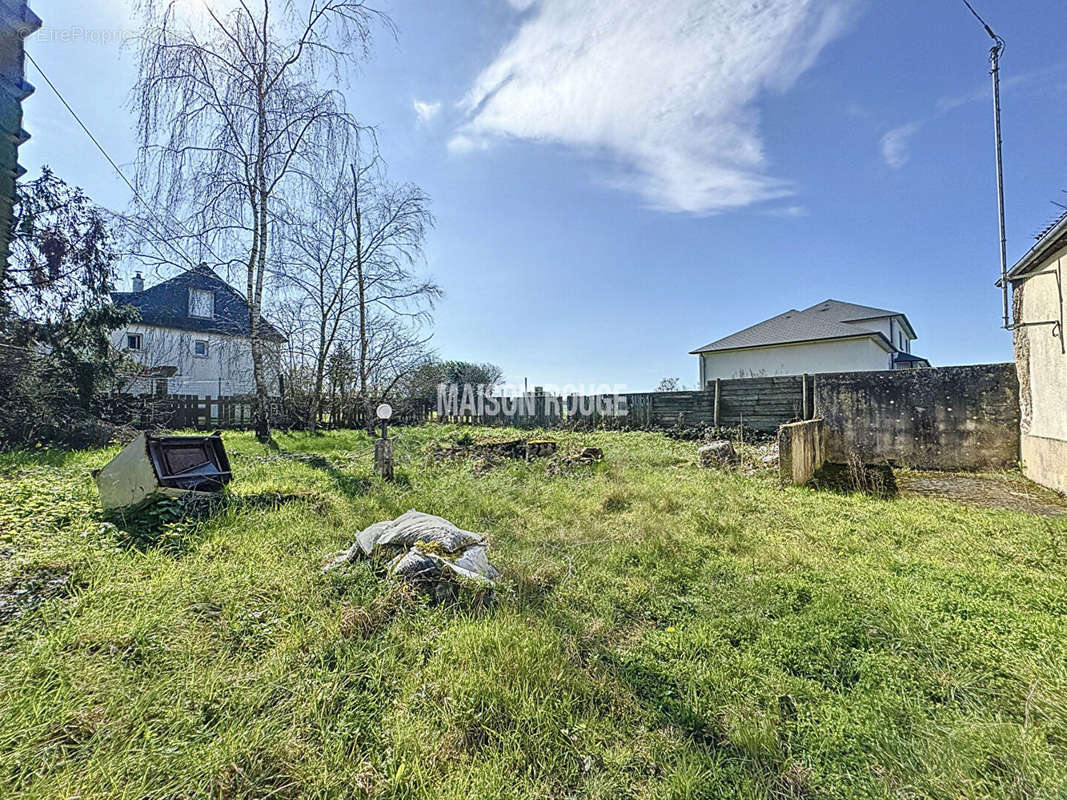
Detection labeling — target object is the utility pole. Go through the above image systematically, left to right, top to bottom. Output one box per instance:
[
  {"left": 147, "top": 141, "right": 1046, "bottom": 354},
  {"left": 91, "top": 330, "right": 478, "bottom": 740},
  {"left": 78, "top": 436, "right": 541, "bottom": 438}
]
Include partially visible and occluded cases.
[
  {"left": 962, "top": 1, "right": 1009, "bottom": 328},
  {"left": 991, "top": 36, "right": 1009, "bottom": 329}
]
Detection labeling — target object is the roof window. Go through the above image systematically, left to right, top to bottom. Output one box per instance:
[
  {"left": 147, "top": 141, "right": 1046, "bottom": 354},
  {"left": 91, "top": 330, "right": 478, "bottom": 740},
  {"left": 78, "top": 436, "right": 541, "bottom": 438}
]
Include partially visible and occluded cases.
[{"left": 189, "top": 289, "right": 215, "bottom": 319}]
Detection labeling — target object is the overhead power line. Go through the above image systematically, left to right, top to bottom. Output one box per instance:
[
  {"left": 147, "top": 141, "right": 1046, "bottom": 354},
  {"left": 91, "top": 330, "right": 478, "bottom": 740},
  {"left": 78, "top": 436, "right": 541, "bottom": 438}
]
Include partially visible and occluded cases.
[
  {"left": 957, "top": 0, "right": 1010, "bottom": 329},
  {"left": 960, "top": 0, "right": 1001, "bottom": 43},
  {"left": 24, "top": 51, "right": 227, "bottom": 272}
]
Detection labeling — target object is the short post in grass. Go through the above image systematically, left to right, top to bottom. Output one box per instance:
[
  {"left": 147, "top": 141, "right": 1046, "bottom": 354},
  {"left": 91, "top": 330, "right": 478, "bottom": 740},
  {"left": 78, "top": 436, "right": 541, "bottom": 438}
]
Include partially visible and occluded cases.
[{"left": 375, "top": 403, "right": 395, "bottom": 481}]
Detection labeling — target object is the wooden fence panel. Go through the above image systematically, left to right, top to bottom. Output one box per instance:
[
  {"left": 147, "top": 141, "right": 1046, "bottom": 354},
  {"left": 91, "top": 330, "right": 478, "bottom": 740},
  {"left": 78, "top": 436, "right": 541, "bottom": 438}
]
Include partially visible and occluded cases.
[{"left": 105, "top": 375, "right": 810, "bottom": 434}]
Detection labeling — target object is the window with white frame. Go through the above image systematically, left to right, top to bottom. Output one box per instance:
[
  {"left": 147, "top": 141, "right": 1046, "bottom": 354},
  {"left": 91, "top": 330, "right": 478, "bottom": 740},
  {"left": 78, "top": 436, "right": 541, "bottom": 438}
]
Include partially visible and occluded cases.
[
  {"left": 189, "top": 289, "right": 215, "bottom": 319},
  {"left": 127, "top": 333, "right": 143, "bottom": 351},
  {"left": 194, "top": 340, "right": 209, "bottom": 358}
]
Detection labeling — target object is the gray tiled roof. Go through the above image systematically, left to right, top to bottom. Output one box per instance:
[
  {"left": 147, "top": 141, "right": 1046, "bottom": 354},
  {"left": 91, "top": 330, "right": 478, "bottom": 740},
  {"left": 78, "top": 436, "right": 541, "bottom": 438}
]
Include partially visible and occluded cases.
[
  {"left": 1008, "top": 211, "right": 1067, "bottom": 280},
  {"left": 112, "top": 264, "right": 286, "bottom": 342},
  {"left": 690, "top": 299, "right": 907, "bottom": 354},
  {"left": 802, "top": 299, "right": 904, "bottom": 323},
  {"left": 893, "top": 351, "right": 930, "bottom": 364}
]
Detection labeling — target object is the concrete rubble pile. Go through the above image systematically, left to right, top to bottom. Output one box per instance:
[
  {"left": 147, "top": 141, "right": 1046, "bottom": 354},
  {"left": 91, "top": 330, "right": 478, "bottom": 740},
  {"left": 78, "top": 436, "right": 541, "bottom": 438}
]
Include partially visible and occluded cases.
[
  {"left": 433, "top": 438, "right": 559, "bottom": 461},
  {"left": 697, "top": 440, "right": 780, "bottom": 475},
  {"left": 697, "top": 441, "right": 739, "bottom": 469},
  {"left": 757, "top": 443, "right": 780, "bottom": 468},
  {"left": 324, "top": 510, "right": 500, "bottom": 599}
]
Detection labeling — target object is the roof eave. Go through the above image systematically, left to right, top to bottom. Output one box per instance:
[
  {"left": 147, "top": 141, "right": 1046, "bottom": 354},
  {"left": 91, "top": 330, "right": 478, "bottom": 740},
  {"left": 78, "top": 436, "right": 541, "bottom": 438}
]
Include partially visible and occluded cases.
[
  {"left": 1006, "top": 215, "right": 1067, "bottom": 282},
  {"left": 113, "top": 312, "right": 287, "bottom": 343},
  {"left": 841, "top": 313, "right": 917, "bottom": 340},
  {"left": 892, "top": 314, "right": 917, "bottom": 340},
  {"left": 692, "top": 332, "right": 890, "bottom": 356},
  {"left": 894, "top": 351, "right": 930, "bottom": 363}
]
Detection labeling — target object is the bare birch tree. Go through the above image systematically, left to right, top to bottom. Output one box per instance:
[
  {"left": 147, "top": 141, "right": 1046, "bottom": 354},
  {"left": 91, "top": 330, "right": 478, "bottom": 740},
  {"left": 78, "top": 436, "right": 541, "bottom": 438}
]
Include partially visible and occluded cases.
[
  {"left": 133, "top": 0, "right": 386, "bottom": 440},
  {"left": 276, "top": 143, "right": 439, "bottom": 429},
  {"left": 346, "top": 152, "right": 440, "bottom": 428},
  {"left": 276, "top": 164, "right": 358, "bottom": 429},
  {"left": 342, "top": 311, "right": 435, "bottom": 425}
]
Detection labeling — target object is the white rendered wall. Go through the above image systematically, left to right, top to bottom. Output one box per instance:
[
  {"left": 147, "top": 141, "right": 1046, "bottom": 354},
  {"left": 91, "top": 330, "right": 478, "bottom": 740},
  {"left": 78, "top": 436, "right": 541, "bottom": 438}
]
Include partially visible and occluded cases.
[
  {"left": 111, "top": 325, "right": 280, "bottom": 397},
  {"left": 700, "top": 337, "right": 893, "bottom": 383}
]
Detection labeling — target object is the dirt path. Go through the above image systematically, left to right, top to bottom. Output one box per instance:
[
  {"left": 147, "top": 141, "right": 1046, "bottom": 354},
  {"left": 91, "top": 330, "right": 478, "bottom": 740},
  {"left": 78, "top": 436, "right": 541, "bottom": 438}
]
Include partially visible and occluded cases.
[{"left": 898, "top": 471, "right": 1067, "bottom": 517}]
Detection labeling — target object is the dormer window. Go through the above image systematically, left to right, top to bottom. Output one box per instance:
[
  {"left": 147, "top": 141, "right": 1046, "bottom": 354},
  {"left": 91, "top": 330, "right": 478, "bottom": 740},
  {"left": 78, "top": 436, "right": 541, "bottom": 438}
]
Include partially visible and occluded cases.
[{"left": 189, "top": 289, "right": 215, "bottom": 319}]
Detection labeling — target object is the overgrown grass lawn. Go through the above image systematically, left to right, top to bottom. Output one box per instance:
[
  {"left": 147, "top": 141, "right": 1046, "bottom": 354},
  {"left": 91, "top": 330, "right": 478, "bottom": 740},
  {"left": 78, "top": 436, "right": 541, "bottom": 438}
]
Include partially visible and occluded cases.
[{"left": 1, "top": 427, "right": 1066, "bottom": 799}]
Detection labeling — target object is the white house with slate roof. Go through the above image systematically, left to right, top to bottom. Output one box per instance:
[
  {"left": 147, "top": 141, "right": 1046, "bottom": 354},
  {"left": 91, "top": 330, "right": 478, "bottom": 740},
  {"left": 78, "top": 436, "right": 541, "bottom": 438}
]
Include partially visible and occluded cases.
[
  {"left": 110, "top": 265, "right": 286, "bottom": 398},
  {"left": 691, "top": 299, "right": 930, "bottom": 386}
]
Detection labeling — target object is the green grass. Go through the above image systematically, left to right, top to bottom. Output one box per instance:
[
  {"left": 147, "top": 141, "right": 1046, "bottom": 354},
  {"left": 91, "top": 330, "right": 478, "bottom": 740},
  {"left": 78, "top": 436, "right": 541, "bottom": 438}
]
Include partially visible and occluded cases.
[{"left": 1, "top": 426, "right": 1066, "bottom": 799}]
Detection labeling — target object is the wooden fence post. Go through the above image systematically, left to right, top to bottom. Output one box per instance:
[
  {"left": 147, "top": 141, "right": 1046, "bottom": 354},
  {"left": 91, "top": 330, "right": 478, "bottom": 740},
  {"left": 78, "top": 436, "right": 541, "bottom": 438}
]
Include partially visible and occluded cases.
[
  {"left": 802, "top": 374, "right": 810, "bottom": 420},
  {"left": 714, "top": 379, "right": 721, "bottom": 429},
  {"left": 375, "top": 438, "right": 395, "bottom": 480}
]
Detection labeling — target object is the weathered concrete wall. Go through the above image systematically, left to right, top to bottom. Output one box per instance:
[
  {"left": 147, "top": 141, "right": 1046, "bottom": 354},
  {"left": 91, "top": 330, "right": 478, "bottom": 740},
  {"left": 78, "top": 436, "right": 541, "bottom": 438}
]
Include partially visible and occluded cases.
[
  {"left": 1012, "top": 243, "right": 1067, "bottom": 493},
  {"left": 814, "top": 364, "right": 1020, "bottom": 471},
  {"left": 778, "top": 419, "right": 826, "bottom": 487},
  {"left": 1021, "top": 435, "right": 1067, "bottom": 494}
]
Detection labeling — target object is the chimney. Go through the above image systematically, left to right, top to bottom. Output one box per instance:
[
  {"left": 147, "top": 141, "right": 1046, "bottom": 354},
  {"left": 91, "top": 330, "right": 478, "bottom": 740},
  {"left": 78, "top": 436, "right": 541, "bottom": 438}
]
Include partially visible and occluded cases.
[{"left": 132, "top": 272, "right": 144, "bottom": 293}]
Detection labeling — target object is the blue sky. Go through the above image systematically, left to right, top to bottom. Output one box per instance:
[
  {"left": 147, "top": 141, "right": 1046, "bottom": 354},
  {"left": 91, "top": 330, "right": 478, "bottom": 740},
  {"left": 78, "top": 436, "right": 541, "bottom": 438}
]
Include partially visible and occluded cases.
[{"left": 20, "top": 0, "right": 1067, "bottom": 391}]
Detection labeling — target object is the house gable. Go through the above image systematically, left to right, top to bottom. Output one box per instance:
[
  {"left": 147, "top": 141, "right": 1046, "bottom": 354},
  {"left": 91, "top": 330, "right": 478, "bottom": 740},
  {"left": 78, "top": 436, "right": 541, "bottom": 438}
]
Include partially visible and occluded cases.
[
  {"left": 112, "top": 264, "right": 286, "bottom": 342},
  {"left": 691, "top": 298, "right": 929, "bottom": 383},
  {"left": 689, "top": 299, "right": 915, "bottom": 356},
  {"left": 804, "top": 299, "right": 917, "bottom": 341}
]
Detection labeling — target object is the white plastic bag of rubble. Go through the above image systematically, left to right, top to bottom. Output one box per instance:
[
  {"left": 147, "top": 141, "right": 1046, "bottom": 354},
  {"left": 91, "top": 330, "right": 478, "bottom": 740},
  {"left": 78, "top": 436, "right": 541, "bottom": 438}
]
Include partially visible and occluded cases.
[
  {"left": 361, "top": 510, "right": 483, "bottom": 556},
  {"left": 324, "top": 511, "right": 500, "bottom": 593},
  {"left": 356, "top": 520, "right": 395, "bottom": 557},
  {"left": 453, "top": 546, "right": 500, "bottom": 580},
  {"left": 387, "top": 547, "right": 496, "bottom": 587}
]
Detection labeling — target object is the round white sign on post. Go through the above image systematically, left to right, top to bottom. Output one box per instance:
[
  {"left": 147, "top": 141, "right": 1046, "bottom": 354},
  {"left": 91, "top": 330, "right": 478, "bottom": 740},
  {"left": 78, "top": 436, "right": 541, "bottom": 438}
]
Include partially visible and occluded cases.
[{"left": 376, "top": 403, "right": 393, "bottom": 421}]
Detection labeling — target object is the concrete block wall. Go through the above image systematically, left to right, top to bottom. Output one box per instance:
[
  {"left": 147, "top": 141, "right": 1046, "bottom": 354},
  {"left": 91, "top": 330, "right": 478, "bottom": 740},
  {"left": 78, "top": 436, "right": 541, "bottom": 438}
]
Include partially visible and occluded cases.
[
  {"left": 814, "top": 364, "right": 1020, "bottom": 471},
  {"left": 778, "top": 419, "right": 826, "bottom": 487}
]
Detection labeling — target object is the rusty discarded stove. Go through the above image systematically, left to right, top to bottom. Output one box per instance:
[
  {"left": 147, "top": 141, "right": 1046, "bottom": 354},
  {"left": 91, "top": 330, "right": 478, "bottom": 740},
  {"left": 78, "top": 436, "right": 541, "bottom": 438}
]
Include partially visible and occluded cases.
[{"left": 96, "top": 432, "right": 233, "bottom": 511}]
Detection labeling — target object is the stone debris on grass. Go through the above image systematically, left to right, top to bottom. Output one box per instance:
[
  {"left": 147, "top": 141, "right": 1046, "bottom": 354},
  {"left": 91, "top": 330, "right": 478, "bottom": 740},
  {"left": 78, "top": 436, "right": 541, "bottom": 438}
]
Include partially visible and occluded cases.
[
  {"left": 433, "top": 438, "right": 559, "bottom": 462},
  {"left": 433, "top": 438, "right": 604, "bottom": 477},
  {"left": 697, "top": 440, "right": 780, "bottom": 476},
  {"left": 698, "top": 441, "right": 739, "bottom": 469},
  {"left": 758, "top": 443, "right": 780, "bottom": 467},
  {"left": 547, "top": 447, "right": 605, "bottom": 475},
  {"left": 574, "top": 447, "right": 604, "bottom": 463},
  {"left": 325, "top": 511, "right": 500, "bottom": 599}
]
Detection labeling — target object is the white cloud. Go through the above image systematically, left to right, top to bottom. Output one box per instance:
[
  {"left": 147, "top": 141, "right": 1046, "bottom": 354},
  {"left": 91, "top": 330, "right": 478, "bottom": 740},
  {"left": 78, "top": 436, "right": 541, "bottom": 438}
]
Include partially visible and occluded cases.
[
  {"left": 451, "top": 0, "right": 856, "bottom": 214},
  {"left": 939, "top": 63, "right": 1067, "bottom": 112},
  {"left": 886, "top": 64, "right": 1067, "bottom": 167},
  {"left": 413, "top": 99, "right": 442, "bottom": 124},
  {"left": 880, "top": 122, "right": 922, "bottom": 169},
  {"left": 764, "top": 204, "right": 809, "bottom": 218}
]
